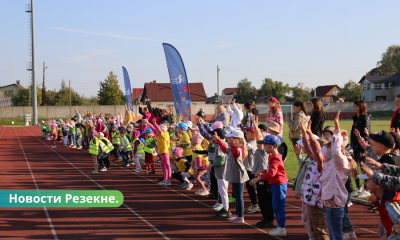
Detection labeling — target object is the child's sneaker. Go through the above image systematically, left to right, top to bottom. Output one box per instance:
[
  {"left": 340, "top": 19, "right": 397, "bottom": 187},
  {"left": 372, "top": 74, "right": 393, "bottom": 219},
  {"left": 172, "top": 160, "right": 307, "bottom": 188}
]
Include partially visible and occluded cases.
[
  {"left": 53, "top": 145, "right": 57, "bottom": 148},
  {"left": 77, "top": 146, "right": 82, "bottom": 149},
  {"left": 122, "top": 163, "right": 130, "bottom": 167},
  {"left": 100, "top": 167, "right": 107, "bottom": 172},
  {"left": 133, "top": 168, "right": 142, "bottom": 172},
  {"left": 91, "top": 171, "right": 98, "bottom": 174},
  {"left": 158, "top": 180, "right": 167, "bottom": 185},
  {"left": 161, "top": 180, "right": 171, "bottom": 186},
  {"left": 179, "top": 182, "right": 188, "bottom": 189},
  {"left": 185, "top": 183, "right": 193, "bottom": 190},
  {"left": 351, "top": 189, "right": 362, "bottom": 196},
  {"left": 195, "top": 190, "right": 204, "bottom": 195},
  {"left": 198, "top": 190, "right": 209, "bottom": 196},
  {"left": 358, "top": 190, "right": 371, "bottom": 198},
  {"left": 229, "top": 196, "right": 236, "bottom": 203},
  {"left": 213, "top": 204, "right": 223, "bottom": 211},
  {"left": 245, "top": 204, "right": 260, "bottom": 213},
  {"left": 216, "top": 208, "right": 232, "bottom": 217},
  {"left": 227, "top": 215, "right": 238, "bottom": 221},
  {"left": 229, "top": 216, "right": 245, "bottom": 223},
  {"left": 268, "top": 227, "right": 286, "bottom": 237},
  {"left": 343, "top": 231, "right": 357, "bottom": 240}
]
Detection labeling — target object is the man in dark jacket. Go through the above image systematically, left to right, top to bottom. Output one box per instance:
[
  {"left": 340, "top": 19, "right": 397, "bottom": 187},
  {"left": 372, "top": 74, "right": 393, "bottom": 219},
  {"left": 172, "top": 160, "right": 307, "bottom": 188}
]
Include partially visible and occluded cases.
[{"left": 196, "top": 108, "right": 206, "bottom": 120}]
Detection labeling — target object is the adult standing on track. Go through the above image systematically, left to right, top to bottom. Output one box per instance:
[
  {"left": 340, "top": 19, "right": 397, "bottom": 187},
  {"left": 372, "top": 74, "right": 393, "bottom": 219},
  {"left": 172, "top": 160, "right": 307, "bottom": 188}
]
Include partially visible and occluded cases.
[
  {"left": 390, "top": 94, "right": 400, "bottom": 131},
  {"left": 265, "top": 97, "right": 284, "bottom": 136},
  {"left": 310, "top": 98, "right": 326, "bottom": 138},
  {"left": 350, "top": 100, "right": 371, "bottom": 198},
  {"left": 286, "top": 101, "right": 310, "bottom": 146}
]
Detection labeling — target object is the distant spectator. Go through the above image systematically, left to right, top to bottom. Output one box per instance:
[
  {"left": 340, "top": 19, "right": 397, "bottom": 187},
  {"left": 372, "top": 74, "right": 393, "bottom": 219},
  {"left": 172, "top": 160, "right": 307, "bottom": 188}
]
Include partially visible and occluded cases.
[
  {"left": 391, "top": 94, "right": 400, "bottom": 131},
  {"left": 265, "top": 97, "right": 284, "bottom": 136},
  {"left": 310, "top": 98, "right": 326, "bottom": 138},
  {"left": 226, "top": 99, "right": 243, "bottom": 129},
  {"left": 248, "top": 100, "right": 259, "bottom": 118},
  {"left": 350, "top": 100, "right": 371, "bottom": 198},
  {"left": 285, "top": 101, "right": 310, "bottom": 146},
  {"left": 243, "top": 102, "right": 254, "bottom": 127},
  {"left": 209, "top": 105, "right": 229, "bottom": 127},
  {"left": 196, "top": 108, "right": 206, "bottom": 121}
]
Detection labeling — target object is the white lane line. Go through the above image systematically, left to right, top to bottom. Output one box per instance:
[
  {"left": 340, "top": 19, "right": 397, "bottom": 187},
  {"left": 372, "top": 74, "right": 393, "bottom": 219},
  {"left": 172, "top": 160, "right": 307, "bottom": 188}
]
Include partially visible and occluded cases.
[
  {"left": 0, "top": 127, "right": 6, "bottom": 139},
  {"left": 23, "top": 127, "right": 170, "bottom": 240},
  {"left": 13, "top": 128, "right": 59, "bottom": 240},
  {"left": 111, "top": 163, "right": 284, "bottom": 239}
]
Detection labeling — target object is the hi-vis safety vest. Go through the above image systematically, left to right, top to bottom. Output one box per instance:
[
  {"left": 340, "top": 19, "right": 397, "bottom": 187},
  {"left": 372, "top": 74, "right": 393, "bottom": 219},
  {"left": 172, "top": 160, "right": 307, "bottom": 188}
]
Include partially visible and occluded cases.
[
  {"left": 46, "top": 125, "right": 51, "bottom": 132},
  {"left": 111, "top": 131, "right": 120, "bottom": 145},
  {"left": 121, "top": 136, "right": 133, "bottom": 152},
  {"left": 144, "top": 137, "right": 155, "bottom": 154},
  {"left": 89, "top": 138, "right": 99, "bottom": 155},
  {"left": 101, "top": 138, "right": 114, "bottom": 153},
  {"left": 133, "top": 138, "right": 144, "bottom": 154}
]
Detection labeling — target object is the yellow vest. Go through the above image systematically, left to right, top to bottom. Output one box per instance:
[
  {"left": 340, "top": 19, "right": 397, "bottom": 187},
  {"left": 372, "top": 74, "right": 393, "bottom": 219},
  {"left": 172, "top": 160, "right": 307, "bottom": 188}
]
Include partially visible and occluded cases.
[
  {"left": 112, "top": 131, "right": 121, "bottom": 145},
  {"left": 121, "top": 136, "right": 132, "bottom": 151},
  {"left": 144, "top": 137, "right": 155, "bottom": 154},
  {"left": 89, "top": 138, "right": 99, "bottom": 155},
  {"left": 101, "top": 138, "right": 114, "bottom": 153},
  {"left": 133, "top": 138, "right": 144, "bottom": 154},
  {"left": 176, "top": 158, "right": 194, "bottom": 175}
]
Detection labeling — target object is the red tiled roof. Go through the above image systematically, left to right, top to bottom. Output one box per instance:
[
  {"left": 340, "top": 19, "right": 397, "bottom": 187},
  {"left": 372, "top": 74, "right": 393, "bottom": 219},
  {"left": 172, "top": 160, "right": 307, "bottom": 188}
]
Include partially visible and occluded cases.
[
  {"left": 144, "top": 82, "right": 207, "bottom": 101},
  {"left": 0, "top": 83, "right": 25, "bottom": 90},
  {"left": 311, "top": 85, "right": 341, "bottom": 97},
  {"left": 132, "top": 88, "right": 144, "bottom": 100},
  {"left": 222, "top": 88, "right": 257, "bottom": 95}
]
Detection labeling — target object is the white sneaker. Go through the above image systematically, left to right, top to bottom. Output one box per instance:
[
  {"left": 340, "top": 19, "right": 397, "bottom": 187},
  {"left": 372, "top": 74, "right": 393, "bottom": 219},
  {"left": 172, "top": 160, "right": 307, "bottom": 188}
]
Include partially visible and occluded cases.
[
  {"left": 100, "top": 167, "right": 107, "bottom": 172},
  {"left": 133, "top": 168, "right": 142, "bottom": 172},
  {"left": 158, "top": 180, "right": 167, "bottom": 185},
  {"left": 161, "top": 180, "right": 171, "bottom": 186},
  {"left": 179, "top": 182, "right": 188, "bottom": 189},
  {"left": 185, "top": 183, "right": 193, "bottom": 190},
  {"left": 195, "top": 189, "right": 204, "bottom": 195},
  {"left": 351, "top": 189, "right": 362, "bottom": 197},
  {"left": 198, "top": 190, "right": 209, "bottom": 196},
  {"left": 358, "top": 190, "right": 371, "bottom": 198},
  {"left": 348, "top": 201, "right": 353, "bottom": 207},
  {"left": 213, "top": 202, "right": 222, "bottom": 208},
  {"left": 214, "top": 205, "right": 223, "bottom": 211},
  {"left": 269, "top": 227, "right": 286, "bottom": 237}
]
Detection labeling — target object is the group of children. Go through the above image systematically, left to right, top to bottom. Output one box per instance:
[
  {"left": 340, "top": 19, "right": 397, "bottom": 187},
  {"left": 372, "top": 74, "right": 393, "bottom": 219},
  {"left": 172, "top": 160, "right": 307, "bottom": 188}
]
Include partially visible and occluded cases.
[{"left": 40, "top": 102, "right": 400, "bottom": 239}]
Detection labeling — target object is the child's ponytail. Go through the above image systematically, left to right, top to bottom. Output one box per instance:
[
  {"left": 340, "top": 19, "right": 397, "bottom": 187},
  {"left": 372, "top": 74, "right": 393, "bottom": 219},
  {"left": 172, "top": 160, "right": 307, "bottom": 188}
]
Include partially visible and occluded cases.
[{"left": 348, "top": 157, "right": 359, "bottom": 179}]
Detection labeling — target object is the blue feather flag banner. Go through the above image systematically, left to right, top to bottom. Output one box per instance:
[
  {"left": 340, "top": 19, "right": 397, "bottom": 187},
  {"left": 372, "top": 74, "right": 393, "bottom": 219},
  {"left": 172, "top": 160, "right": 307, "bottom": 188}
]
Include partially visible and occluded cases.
[
  {"left": 162, "top": 43, "right": 192, "bottom": 120},
  {"left": 122, "top": 66, "right": 133, "bottom": 111}
]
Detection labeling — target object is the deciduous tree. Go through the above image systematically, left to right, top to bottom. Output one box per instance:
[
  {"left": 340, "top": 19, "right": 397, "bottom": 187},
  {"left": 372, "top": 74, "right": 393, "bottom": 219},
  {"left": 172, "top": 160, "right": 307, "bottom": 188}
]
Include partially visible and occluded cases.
[{"left": 337, "top": 80, "right": 361, "bottom": 102}]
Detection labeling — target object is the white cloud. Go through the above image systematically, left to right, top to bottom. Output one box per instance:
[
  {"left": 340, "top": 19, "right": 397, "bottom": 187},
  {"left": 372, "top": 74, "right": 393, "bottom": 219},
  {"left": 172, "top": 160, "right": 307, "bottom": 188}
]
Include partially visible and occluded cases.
[
  {"left": 53, "top": 27, "right": 162, "bottom": 42},
  {"left": 203, "top": 43, "right": 235, "bottom": 50},
  {"left": 62, "top": 49, "right": 117, "bottom": 63}
]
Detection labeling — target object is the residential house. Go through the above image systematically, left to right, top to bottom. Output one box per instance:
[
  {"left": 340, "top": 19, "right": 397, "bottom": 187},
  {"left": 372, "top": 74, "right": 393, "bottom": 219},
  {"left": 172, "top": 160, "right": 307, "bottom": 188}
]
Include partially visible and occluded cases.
[
  {"left": 359, "top": 73, "right": 400, "bottom": 101},
  {"left": 0, "top": 80, "right": 25, "bottom": 107},
  {"left": 139, "top": 80, "right": 207, "bottom": 109},
  {"left": 310, "top": 85, "right": 342, "bottom": 103},
  {"left": 132, "top": 88, "right": 144, "bottom": 105},
  {"left": 222, "top": 88, "right": 258, "bottom": 96}
]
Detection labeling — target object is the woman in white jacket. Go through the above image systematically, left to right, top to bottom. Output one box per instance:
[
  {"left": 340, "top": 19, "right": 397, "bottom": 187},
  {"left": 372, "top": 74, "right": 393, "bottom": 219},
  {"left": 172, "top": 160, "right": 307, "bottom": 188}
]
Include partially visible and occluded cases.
[{"left": 226, "top": 99, "right": 243, "bottom": 129}]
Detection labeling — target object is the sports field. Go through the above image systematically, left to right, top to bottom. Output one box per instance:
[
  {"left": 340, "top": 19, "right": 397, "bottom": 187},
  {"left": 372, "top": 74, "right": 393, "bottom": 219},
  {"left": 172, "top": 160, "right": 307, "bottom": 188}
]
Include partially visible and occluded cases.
[{"left": 0, "top": 125, "right": 382, "bottom": 239}]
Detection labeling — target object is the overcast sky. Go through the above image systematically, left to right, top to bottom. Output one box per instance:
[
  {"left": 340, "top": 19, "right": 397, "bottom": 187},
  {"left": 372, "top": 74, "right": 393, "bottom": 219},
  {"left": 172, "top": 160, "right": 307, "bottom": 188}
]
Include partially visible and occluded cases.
[{"left": 1, "top": 0, "right": 399, "bottom": 98}]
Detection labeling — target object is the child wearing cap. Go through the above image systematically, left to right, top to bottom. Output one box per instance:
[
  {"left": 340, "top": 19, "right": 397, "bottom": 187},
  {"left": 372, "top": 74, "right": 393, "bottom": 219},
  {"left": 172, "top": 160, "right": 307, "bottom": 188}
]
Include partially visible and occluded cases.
[
  {"left": 265, "top": 97, "right": 284, "bottom": 136},
  {"left": 148, "top": 119, "right": 172, "bottom": 186},
  {"left": 252, "top": 121, "right": 275, "bottom": 229},
  {"left": 266, "top": 122, "right": 288, "bottom": 162},
  {"left": 176, "top": 123, "right": 192, "bottom": 163},
  {"left": 243, "top": 126, "right": 259, "bottom": 214},
  {"left": 322, "top": 126, "right": 334, "bottom": 142},
  {"left": 143, "top": 128, "right": 157, "bottom": 174},
  {"left": 216, "top": 129, "right": 249, "bottom": 224},
  {"left": 191, "top": 134, "right": 209, "bottom": 196},
  {"left": 250, "top": 135, "right": 288, "bottom": 237},
  {"left": 171, "top": 148, "right": 194, "bottom": 190},
  {"left": 357, "top": 168, "right": 400, "bottom": 240}
]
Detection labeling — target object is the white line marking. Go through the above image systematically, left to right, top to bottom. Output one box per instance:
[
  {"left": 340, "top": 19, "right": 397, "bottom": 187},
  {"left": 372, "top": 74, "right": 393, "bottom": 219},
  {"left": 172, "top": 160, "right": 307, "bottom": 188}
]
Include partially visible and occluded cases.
[
  {"left": 0, "top": 127, "right": 6, "bottom": 139},
  {"left": 23, "top": 127, "right": 170, "bottom": 240},
  {"left": 13, "top": 128, "right": 58, "bottom": 240},
  {"left": 111, "top": 163, "right": 284, "bottom": 239}
]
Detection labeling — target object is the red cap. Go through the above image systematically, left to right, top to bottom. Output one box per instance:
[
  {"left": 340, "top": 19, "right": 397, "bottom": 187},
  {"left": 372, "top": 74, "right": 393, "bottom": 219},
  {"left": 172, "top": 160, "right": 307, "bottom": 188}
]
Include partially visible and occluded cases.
[{"left": 265, "top": 97, "right": 279, "bottom": 103}]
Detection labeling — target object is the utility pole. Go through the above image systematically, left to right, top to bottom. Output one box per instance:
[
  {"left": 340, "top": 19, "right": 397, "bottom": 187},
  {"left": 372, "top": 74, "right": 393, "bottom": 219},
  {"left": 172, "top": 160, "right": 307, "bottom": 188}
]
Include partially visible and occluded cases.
[
  {"left": 26, "top": 0, "right": 37, "bottom": 124},
  {"left": 41, "top": 61, "right": 47, "bottom": 106},
  {"left": 217, "top": 65, "right": 220, "bottom": 103},
  {"left": 69, "top": 80, "right": 71, "bottom": 106}
]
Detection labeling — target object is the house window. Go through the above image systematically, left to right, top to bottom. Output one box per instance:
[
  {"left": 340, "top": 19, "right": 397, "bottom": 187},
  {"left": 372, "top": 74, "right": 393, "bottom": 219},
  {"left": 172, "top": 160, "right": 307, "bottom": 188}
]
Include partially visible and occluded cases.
[
  {"left": 363, "top": 83, "right": 371, "bottom": 91},
  {"left": 374, "top": 83, "right": 382, "bottom": 90},
  {"left": 384, "top": 83, "right": 390, "bottom": 89},
  {"left": 333, "top": 91, "right": 339, "bottom": 95}
]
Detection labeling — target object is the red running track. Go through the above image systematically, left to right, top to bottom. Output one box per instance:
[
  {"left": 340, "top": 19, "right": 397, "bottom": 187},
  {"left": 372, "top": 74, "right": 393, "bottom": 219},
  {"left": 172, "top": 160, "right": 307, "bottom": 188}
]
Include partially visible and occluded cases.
[{"left": 0, "top": 126, "right": 381, "bottom": 239}]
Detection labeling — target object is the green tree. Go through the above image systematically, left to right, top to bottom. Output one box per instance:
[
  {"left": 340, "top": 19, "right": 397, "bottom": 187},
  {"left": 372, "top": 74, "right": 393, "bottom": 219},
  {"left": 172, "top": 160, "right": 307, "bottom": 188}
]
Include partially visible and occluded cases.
[
  {"left": 377, "top": 44, "right": 400, "bottom": 75},
  {"left": 366, "top": 67, "right": 385, "bottom": 76},
  {"left": 98, "top": 71, "right": 124, "bottom": 105},
  {"left": 233, "top": 78, "right": 256, "bottom": 103},
  {"left": 258, "top": 78, "right": 275, "bottom": 98},
  {"left": 337, "top": 80, "right": 361, "bottom": 102},
  {"left": 272, "top": 81, "right": 290, "bottom": 103},
  {"left": 289, "top": 82, "right": 311, "bottom": 102},
  {"left": 11, "top": 84, "right": 42, "bottom": 106}
]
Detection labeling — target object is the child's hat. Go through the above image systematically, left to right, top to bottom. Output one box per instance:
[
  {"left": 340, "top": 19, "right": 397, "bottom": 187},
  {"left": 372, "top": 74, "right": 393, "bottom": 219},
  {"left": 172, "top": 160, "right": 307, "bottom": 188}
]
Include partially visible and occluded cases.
[
  {"left": 137, "top": 119, "right": 143, "bottom": 124},
  {"left": 186, "top": 121, "right": 193, "bottom": 129},
  {"left": 211, "top": 121, "right": 223, "bottom": 130},
  {"left": 267, "top": 122, "right": 280, "bottom": 134},
  {"left": 176, "top": 123, "right": 188, "bottom": 131},
  {"left": 258, "top": 124, "right": 268, "bottom": 132},
  {"left": 191, "top": 126, "right": 199, "bottom": 131},
  {"left": 223, "top": 126, "right": 235, "bottom": 134},
  {"left": 246, "top": 126, "right": 255, "bottom": 134},
  {"left": 322, "top": 126, "right": 334, "bottom": 135},
  {"left": 141, "top": 127, "right": 153, "bottom": 134},
  {"left": 212, "top": 128, "right": 225, "bottom": 139},
  {"left": 225, "top": 129, "right": 244, "bottom": 139},
  {"left": 370, "top": 130, "right": 395, "bottom": 149},
  {"left": 389, "top": 132, "right": 400, "bottom": 149},
  {"left": 191, "top": 134, "right": 203, "bottom": 145},
  {"left": 296, "top": 134, "right": 320, "bottom": 147},
  {"left": 257, "top": 135, "right": 281, "bottom": 147},
  {"left": 139, "top": 138, "right": 145, "bottom": 143},
  {"left": 172, "top": 147, "right": 183, "bottom": 157},
  {"left": 357, "top": 174, "right": 369, "bottom": 179}
]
